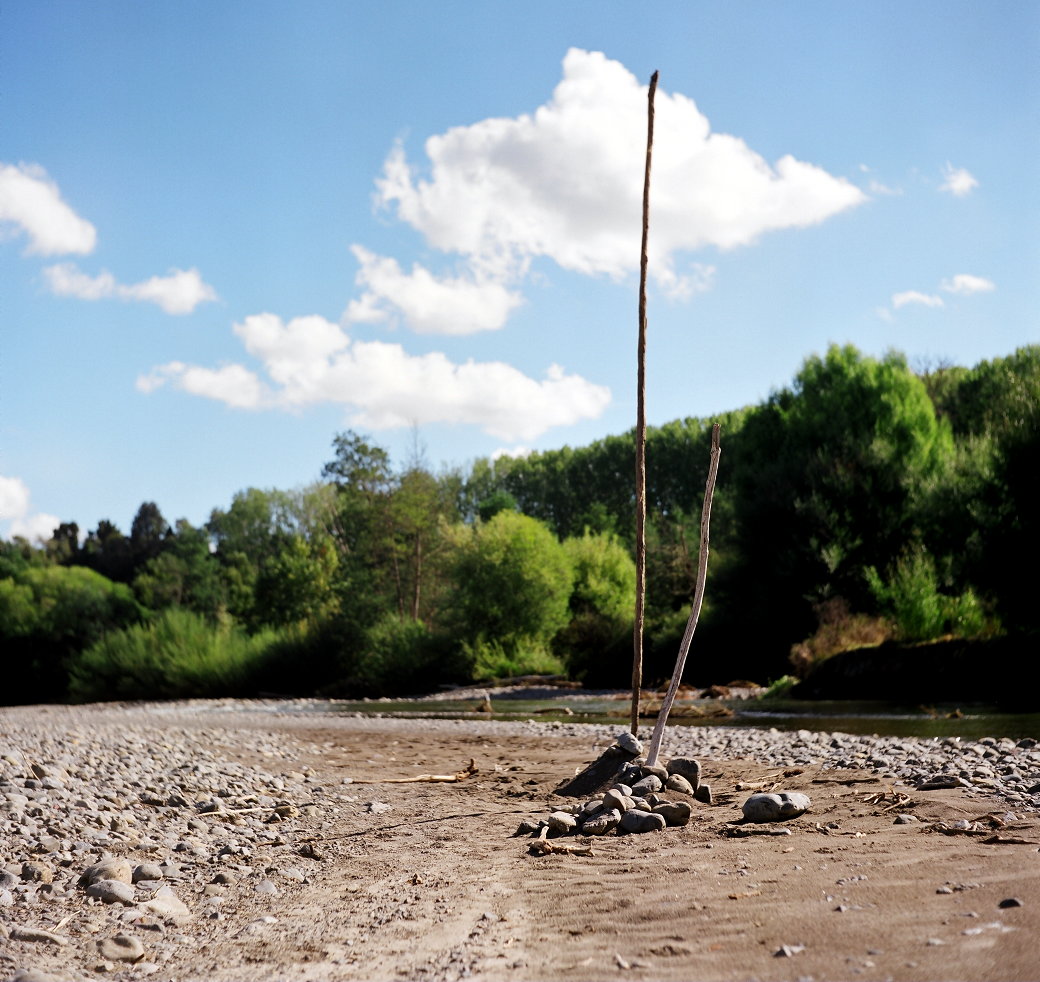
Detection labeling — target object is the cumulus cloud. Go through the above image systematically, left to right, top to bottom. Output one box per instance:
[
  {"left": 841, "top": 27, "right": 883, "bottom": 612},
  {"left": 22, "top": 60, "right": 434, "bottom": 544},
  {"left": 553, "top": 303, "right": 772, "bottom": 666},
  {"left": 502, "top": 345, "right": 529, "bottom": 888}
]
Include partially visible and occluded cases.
[
  {"left": 375, "top": 48, "right": 866, "bottom": 293},
  {"left": 0, "top": 162, "right": 97, "bottom": 255},
  {"left": 939, "top": 163, "right": 979, "bottom": 197},
  {"left": 344, "top": 245, "right": 522, "bottom": 334},
  {"left": 43, "top": 263, "right": 218, "bottom": 315},
  {"left": 940, "top": 273, "right": 995, "bottom": 296},
  {"left": 892, "top": 290, "right": 945, "bottom": 309},
  {"left": 138, "top": 313, "right": 610, "bottom": 443},
  {"left": 0, "top": 475, "right": 59, "bottom": 543}
]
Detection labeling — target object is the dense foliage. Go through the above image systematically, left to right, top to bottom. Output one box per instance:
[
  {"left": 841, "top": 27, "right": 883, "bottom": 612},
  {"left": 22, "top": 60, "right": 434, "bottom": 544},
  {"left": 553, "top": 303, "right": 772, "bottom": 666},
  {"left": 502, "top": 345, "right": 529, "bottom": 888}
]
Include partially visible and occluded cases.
[{"left": 2, "top": 343, "right": 1036, "bottom": 704}]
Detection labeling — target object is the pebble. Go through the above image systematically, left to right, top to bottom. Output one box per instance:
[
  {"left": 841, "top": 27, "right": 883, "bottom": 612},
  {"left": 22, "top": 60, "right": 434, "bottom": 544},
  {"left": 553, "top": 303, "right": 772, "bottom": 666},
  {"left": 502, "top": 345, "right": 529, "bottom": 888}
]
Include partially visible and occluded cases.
[
  {"left": 616, "top": 732, "right": 642, "bottom": 755},
  {"left": 666, "top": 757, "right": 701, "bottom": 787},
  {"left": 665, "top": 773, "right": 695, "bottom": 795},
  {"left": 742, "top": 792, "right": 812, "bottom": 823},
  {"left": 652, "top": 801, "right": 692, "bottom": 827},
  {"left": 581, "top": 809, "right": 621, "bottom": 835},
  {"left": 619, "top": 809, "right": 667, "bottom": 834},
  {"left": 547, "top": 811, "right": 578, "bottom": 833},
  {"left": 86, "top": 878, "right": 137, "bottom": 905},
  {"left": 98, "top": 933, "right": 146, "bottom": 962}
]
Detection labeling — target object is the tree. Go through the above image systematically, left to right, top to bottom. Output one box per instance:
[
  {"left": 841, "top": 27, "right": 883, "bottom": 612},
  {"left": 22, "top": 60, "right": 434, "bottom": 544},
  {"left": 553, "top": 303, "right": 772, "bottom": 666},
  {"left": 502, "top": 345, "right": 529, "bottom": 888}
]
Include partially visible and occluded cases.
[
  {"left": 130, "top": 502, "right": 170, "bottom": 571},
  {"left": 81, "top": 519, "right": 133, "bottom": 583}
]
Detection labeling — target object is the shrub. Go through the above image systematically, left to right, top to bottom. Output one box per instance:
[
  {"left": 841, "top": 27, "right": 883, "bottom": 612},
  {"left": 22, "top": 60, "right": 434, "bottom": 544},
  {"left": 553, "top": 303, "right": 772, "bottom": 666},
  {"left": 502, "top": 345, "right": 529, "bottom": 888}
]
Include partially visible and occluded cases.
[
  {"left": 788, "top": 597, "right": 891, "bottom": 676},
  {"left": 463, "top": 638, "right": 565, "bottom": 682}
]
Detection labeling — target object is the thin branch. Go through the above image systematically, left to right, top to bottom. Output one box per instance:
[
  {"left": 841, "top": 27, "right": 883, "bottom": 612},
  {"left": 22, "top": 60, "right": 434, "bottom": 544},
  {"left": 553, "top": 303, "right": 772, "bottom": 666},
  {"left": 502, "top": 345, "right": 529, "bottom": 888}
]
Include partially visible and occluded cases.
[
  {"left": 631, "top": 69, "right": 659, "bottom": 736},
  {"left": 645, "top": 423, "right": 721, "bottom": 767}
]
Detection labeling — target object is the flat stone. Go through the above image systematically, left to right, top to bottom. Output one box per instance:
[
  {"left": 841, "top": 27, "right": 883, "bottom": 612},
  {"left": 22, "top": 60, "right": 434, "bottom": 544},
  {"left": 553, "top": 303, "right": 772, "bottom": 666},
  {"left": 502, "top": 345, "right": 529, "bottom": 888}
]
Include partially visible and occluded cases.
[
  {"left": 616, "top": 732, "right": 643, "bottom": 755},
  {"left": 666, "top": 757, "right": 701, "bottom": 786},
  {"left": 638, "top": 763, "right": 669, "bottom": 782},
  {"left": 631, "top": 774, "right": 663, "bottom": 796},
  {"left": 665, "top": 774, "right": 695, "bottom": 795},
  {"left": 917, "top": 775, "right": 972, "bottom": 791},
  {"left": 601, "top": 789, "right": 634, "bottom": 813},
  {"left": 742, "top": 792, "right": 811, "bottom": 823},
  {"left": 652, "top": 801, "right": 692, "bottom": 826},
  {"left": 581, "top": 808, "right": 621, "bottom": 836},
  {"left": 619, "top": 809, "right": 667, "bottom": 834},
  {"left": 547, "top": 811, "right": 577, "bottom": 834},
  {"left": 81, "top": 857, "right": 132, "bottom": 886},
  {"left": 133, "top": 863, "right": 164, "bottom": 883},
  {"left": 87, "top": 878, "right": 137, "bottom": 905},
  {"left": 141, "top": 887, "right": 191, "bottom": 922},
  {"left": 9, "top": 925, "right": 69, "bottom": 945},
  {"left": 98, "top": 933, "right": 145, "bottom": 962}
]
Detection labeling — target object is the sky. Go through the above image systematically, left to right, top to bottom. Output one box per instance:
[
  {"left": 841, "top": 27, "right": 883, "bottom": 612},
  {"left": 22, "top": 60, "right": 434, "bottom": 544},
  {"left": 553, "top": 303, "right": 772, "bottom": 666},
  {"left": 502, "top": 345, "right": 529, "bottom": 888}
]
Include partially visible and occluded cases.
[{"left": 2, "top": 1, "right": 1037, "bottom": 542}]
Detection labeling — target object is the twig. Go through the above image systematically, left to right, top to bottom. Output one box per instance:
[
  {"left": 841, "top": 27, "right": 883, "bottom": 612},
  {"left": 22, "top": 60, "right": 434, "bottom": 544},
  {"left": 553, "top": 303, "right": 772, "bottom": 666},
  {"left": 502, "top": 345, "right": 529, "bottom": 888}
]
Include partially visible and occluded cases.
[
  {"left": 631, "top": 69, "right": 659, "bottom": 736},
  {"left": 645, "top": 424, "right": 721, "bottom": 767},
  {"left": 348, "top": 759, "right": 478, "bottom": 784}
]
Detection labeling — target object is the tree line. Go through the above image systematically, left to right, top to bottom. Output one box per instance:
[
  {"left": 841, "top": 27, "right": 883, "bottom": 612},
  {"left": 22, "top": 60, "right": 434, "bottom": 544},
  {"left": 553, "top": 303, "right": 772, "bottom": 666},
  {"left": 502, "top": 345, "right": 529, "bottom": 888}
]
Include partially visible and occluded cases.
[{"left": 2, "top": 343, "right": 1036, "bottom": 704}]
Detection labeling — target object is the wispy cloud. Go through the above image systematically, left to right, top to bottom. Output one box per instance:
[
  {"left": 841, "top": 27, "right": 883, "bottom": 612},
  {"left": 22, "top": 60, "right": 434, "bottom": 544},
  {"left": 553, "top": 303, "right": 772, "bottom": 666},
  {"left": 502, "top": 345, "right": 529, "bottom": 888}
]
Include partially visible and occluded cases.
[
  {"left": 0, "top": 162, "right": 97, "bottom": 255},
  {"left": 939, "top": 162, "right": 979, "bottom": 197},
  {"left": 44, "top": 263, "right": 218, "bottom": 315},
  {"left": 940, "top": 273, "right": 994, "bottom": 296},
  {"left": 892, "top": 290, "right": 945, "bottom": 309},
  {"left": 138, "top": 313, "right": 611, "bottom": 443},
  {"left": 0, "top": 474, "right": 59, "bottom": 543}
]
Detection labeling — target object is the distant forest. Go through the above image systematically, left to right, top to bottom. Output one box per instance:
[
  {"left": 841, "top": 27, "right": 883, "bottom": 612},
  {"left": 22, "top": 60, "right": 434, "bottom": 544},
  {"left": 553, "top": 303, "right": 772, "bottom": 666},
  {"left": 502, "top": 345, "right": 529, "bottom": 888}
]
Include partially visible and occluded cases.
[{"left": 2, "top": 343, "right": 1037, "bottom": 705}]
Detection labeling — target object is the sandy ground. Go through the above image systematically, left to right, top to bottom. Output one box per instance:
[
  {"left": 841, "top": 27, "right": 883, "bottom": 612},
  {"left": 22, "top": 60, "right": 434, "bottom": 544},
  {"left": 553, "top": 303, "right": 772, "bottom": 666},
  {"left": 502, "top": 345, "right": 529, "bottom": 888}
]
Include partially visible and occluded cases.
[{"left": 5, "top": 710, "right": 1040, "bottom": 981}]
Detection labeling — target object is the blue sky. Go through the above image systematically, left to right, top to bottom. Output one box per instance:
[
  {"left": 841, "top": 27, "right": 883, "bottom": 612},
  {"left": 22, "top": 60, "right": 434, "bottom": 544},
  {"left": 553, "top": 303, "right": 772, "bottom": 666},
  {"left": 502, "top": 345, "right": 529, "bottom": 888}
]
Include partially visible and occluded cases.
[{"left": 2, "top": 1, "right": 1037, "bottom": 541}]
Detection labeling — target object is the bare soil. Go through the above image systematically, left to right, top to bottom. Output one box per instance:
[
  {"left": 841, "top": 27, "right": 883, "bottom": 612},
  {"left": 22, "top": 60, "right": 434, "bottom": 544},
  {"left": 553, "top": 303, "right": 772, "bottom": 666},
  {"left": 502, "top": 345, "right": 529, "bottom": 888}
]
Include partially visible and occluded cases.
[{"left": 8, "top": 712, "right": 1040, "bottom": 981}]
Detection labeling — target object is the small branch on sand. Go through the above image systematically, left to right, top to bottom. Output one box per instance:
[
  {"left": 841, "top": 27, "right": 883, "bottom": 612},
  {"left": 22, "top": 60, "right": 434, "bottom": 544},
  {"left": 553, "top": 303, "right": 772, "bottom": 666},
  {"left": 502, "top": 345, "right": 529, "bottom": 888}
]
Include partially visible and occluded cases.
[
  {"left": 645, "top": 424, "right": 721, "bottom": 767},
  {"left": 346, "top": 759, "right": 479, "bottom": 784},
  {"left": 528, "top": 826, "right": 594, "bottom": 857}
]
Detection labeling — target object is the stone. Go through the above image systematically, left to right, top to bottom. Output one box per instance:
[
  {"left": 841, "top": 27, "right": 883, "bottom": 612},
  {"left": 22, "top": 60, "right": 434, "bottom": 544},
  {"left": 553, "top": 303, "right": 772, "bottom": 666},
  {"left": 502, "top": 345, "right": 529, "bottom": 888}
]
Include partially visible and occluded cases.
[
  {"left": 616, "top": 732, "right": 643, "bottom": 755},
  {"left": 666, "top": 757, "right": 701, "bottom": 786},
  {"left": 638, "top": 763, "right": 669, "bottom": 782},
  {"left": 631, "top": 774, "right": 663, "bottom": 796},
  {"left": 665, "top": 774, "right": 695, "bottom": 795},
  {"left": 917, "top": 775, "right": 972, "bottom": 791},
  {"left": 609, "top": 783, "right": 633, "bottom": 797},
  {"left": 694, "top": 783, "right": 713, "bottom": 805},
  {"left": 601, "top": 789, "right": 634, "bottom": 813},
  {"left": 742, "top": 792, "right": 811, "bottom": 823},
  {"left": 652, "top": 801, "right": 692, "bottom": 826},
  {"left": 581, "top": 808, "right": 621, "bottom": 836},
  {"left": 619, "top": 809, "right": 667, "bottom": 834},
  {"left": 547, "top": 811, "right": 577, "bottom": 834},
  {"left": 513, "top": 819, "right": 542, "bottom": 837},
  {"left": 80, "top": 857, "right": 132, "bottom": 886},
  {"left": 20, "top": 862, "right": 53, "bottom": 883},
  {"left": 133, "top": 862, "right": 164, "bottom": 883},
  {"left": 87, "top": 878, "right": 137, "bottom": 905},
  {"left": 141, "top": 886, "right": 191, "bottom": 922},
  {"left": 998, "top": 897, "right": 1023, "bottom": 909},
  {"left": 9, "top": 925, "right": 68, "bottom": 945},
  {"left": 98, "top": 934, "right": 145, "bottom": 962}
]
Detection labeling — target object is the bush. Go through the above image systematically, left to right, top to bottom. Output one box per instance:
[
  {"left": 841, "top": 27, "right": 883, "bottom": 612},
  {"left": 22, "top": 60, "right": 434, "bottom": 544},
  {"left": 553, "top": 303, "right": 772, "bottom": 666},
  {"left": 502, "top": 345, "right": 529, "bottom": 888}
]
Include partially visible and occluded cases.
[
  {"left": 865, "top": 550, "right": 989, "bottom": 642},
  {"left": 789, "top": 597, "right": 891, "bottom": 677},
  {"left": 67, "top": 608, "right": 285, "bottom": 701},
  {"left": 348, "top": 614, "right": 464, "bottom": 695},
  {"left": 463, "top": 638, "right": 565, "bottom": 682}
]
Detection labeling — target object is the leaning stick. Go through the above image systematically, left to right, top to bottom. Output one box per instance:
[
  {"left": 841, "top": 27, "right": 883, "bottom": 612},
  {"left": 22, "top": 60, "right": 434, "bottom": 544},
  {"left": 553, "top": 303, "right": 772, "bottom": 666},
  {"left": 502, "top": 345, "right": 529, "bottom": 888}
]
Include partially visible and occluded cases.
[
  {"left": 631, "top": 69, "right": 659, "bottom": 736},
  {"left": 645, "top": 423, "right": 721, "bottom": 767}
]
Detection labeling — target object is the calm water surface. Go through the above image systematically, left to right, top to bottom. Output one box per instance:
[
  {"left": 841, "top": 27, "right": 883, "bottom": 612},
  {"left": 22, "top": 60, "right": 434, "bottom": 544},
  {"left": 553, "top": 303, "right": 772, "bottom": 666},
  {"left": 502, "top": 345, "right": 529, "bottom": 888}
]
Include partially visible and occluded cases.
[{"left": 332, "top": 696, "right": 1040, "bottom": 741}]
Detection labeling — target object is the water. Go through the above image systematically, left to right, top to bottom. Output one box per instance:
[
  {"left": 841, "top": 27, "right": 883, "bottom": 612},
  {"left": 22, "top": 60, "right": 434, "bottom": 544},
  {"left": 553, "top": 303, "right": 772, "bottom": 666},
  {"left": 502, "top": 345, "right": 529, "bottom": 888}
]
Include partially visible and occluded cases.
[{"left": 331, "top": 695, "right": 1040, "bottom": 741}]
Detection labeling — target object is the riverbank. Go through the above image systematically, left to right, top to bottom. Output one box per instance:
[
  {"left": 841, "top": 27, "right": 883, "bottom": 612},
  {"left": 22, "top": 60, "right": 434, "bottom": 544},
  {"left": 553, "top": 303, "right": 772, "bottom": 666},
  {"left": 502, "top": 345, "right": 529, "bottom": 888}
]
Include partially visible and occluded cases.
[{"left": 2, "top": 700, "right": 1039, "bottom": 980}]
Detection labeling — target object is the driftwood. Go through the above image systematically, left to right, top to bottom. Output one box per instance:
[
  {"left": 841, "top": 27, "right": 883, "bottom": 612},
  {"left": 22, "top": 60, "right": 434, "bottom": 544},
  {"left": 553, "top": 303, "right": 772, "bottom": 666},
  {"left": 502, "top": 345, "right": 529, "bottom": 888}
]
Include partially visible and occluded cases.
[
  {"left": 631, "top": 69, "right": 659, "bottom": 735},
  {"left": 645, "top": 424, "right": 721, "bottom": 767},
  {"left": 347, "top": 758, "right": 478, "bottom": 784},
  {"left": 528, "top": 826, "right": 594, "bottom": 857}
]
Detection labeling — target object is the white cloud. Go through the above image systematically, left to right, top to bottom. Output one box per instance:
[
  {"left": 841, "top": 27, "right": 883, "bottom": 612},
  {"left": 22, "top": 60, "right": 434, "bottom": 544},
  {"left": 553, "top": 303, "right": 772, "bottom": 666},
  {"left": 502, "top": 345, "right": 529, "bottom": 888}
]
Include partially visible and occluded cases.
[
  {"left": 376, "top": 48, "right": 866, "bottom": 291},
  {"left": 0, "top": 162, "right": 97, "bottom": 255},
  {"left": 939, "top": 163, "right": 979, "bottom": 197},
  {"left": 344, "top": 245, "right": 522, "bottom": 334},
  {"left": 44, "top": 263, "right": 218, "bottom": 315},
  {"left": 940, "top": 273, "right": 995, "bottom": 296},
  {"left": 892, "top": 290, "right": 945, "bottom": 309},
  {"left": 139, "top": 313, "right": 611, "bottom": 443},
  {"left": 491, "top": 446, "right": 534, "bottom": 461},
  {"left": 0, "top": 474, "right": 59, "bottom": 543}
]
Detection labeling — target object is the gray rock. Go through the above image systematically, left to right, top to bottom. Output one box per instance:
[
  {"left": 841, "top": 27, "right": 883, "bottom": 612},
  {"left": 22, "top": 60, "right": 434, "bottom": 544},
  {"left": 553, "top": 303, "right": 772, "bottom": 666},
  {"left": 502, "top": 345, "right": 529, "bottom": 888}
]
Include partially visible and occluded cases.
[
  {"left": 616, "top": 732, "right": 643, "bottom": 755},
  {"left": 666, "top": 757, "right": 701, "bottom": 786},
  {"left": 638, "top": 763, "right": 669, "bottom": 782},
  {"left": 665, "top": 773, "right": 695, "bottom": 795},
  {"left": 631, "top": 774, "right": 663, "bottom": 796},
  {"left": 609, "top": 783, "right": 633, "bottom": 797},
  {"left": 694, "top": 783, "right": 713, "bottom": 805},
  {"left": 602, "top": 789, "right": 634, "bottom": 813},
  {"left": 742, "top": 792, "right": 811, "bottom": 823},
  {"left": 652, "top": 801, "right": 692, "bottom": 826},
  {"left": 581, "top": 808, "right": 621, "bottom": 836},
  {"left": 619, "top": 809, "right": 667, "bottom": 834},
  {"left": 547, "top": 811, "right": 577, "bottom": 833},
  {"left": 894, "top": 814, "right": 917, "bottom": 824},
  {"left": 513, "top": 819, "right": 542, "bottom": 837},
  {"left": 80, "top": 857, "right": 132, "bottom": 886},
  {"left": 20, "top": 862, "right": 53, "bottom": 883},
  {"left": 133, "top": 862, "right": 164, "bottom": 883},
  {"left": 86, "top": 877, "right": 137, "bottom": 905},
  {"left": 141, "top": 886, "right": 191, "bottom": 922},
  {"left": 9, "top": 925, "right": 68, "bottom": 945},
  {"left": 98, "top": 933, "right": 146, "bottom": 962}
]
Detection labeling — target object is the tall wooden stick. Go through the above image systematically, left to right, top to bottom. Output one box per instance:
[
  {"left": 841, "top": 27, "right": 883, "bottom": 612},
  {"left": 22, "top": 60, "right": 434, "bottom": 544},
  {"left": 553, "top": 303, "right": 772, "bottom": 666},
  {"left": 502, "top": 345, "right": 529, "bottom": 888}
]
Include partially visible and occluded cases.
[
  {"left": 631, "top": 70, "right": 659, "bottom": 736},
  {"left": 645, "top": 423, "right": 721, "bottom": 767}
]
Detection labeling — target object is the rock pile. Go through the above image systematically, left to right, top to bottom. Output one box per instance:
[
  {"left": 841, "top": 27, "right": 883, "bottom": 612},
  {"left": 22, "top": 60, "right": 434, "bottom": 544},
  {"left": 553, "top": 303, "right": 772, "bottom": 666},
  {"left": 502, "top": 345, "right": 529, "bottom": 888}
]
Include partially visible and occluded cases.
[{"left": 519, "top": 735, "right": 715, "bottom": 841}]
